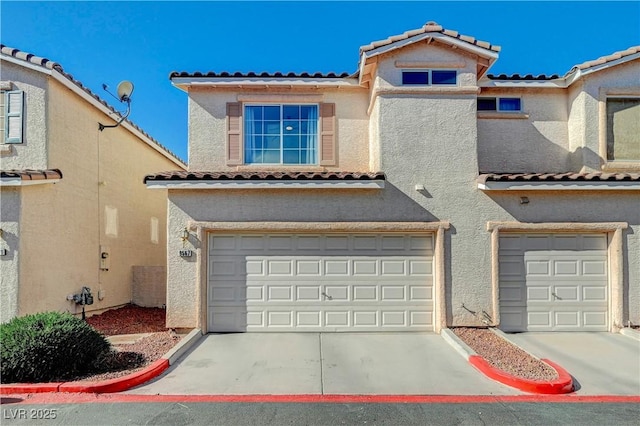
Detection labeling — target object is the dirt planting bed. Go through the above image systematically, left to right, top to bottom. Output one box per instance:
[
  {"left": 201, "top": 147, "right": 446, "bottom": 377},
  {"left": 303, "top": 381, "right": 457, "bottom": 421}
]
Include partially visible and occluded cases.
[{"left": 76, "top": 305, "right": 180, "bottom": 382}]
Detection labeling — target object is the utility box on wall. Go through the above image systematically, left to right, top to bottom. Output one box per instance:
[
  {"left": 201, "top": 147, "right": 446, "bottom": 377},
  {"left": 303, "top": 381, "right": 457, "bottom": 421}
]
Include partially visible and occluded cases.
[{"left": 100, "top": 245, "right": 110, "bottom": 271}]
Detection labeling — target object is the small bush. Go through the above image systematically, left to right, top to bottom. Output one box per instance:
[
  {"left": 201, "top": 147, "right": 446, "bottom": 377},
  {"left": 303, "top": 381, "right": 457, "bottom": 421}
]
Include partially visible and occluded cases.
[{"left": 0, "top": 311, "right": 111, "bottom": 383}]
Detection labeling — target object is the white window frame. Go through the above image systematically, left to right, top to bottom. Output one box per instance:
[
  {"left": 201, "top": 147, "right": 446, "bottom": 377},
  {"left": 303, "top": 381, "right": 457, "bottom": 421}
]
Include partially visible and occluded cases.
[
  {"left": 401, "top": 69, "right": 458, "bottom": 86},
  {"left": 598, "top": 88, "right": 640, "bottom": 171},
  {"left": 4, "top": 90, "right": 25, "bottom": 144},
  {"left": 604, "top": 96, "right": 640, "bottom": 163},
  {"left": 243, "top": 103, "right": 319, "bottom": 165}
]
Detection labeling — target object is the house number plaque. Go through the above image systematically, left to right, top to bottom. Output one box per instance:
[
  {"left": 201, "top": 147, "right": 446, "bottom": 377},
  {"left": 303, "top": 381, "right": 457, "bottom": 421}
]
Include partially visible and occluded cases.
[{"left": 179, "top": 250, "right": 193, "bottom": 257}]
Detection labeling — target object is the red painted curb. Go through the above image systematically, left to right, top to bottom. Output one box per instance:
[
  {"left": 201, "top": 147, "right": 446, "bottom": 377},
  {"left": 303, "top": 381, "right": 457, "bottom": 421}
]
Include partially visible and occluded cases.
[
  {"left": 469, "top": 355, "right": 574, "bottom": 394},
  {"left": 0, "top": 359, "right": 169, "bottom": 395},
  {"left": 0, "top": 383, "right": 62, "bottom": 395},
  {"left": 3, "top": 393, "right": 639, "bottom": 405}
]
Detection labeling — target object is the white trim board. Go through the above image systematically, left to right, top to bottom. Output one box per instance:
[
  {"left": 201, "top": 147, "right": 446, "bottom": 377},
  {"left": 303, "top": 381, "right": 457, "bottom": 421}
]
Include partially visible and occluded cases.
[
  {"left": 146, "top": 179, "right": 385, "bottom": 190},
  {"left": 478, "top": 181, "right": 640, "bottom": 191}
]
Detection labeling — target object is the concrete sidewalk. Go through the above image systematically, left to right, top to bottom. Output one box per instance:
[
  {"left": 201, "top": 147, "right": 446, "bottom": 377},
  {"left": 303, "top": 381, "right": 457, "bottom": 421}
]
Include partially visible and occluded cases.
[
  {"left": 504, "top": 332, "right": 640, "bottom": 395},
  {"left": 126, "top": 333, "right": 519, "bottom": 395}
]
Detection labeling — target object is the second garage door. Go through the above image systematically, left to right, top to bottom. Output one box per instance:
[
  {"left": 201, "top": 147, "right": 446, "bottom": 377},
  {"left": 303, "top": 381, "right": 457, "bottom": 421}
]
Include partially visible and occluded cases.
[
  {"left": 208, "top": 233, "right": 434, "bottom": 332},
  {"left": 499, "top": 233, "right": 608, "bottom": 332}
]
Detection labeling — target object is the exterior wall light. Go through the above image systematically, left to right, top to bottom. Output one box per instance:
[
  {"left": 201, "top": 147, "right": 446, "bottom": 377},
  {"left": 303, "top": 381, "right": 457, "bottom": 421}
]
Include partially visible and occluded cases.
[
  {"left": 98, "top": 81, "right": 135, "bottom": 131},
  {"left": 181, "top": 228, "right": 190, "bottom": 242}
]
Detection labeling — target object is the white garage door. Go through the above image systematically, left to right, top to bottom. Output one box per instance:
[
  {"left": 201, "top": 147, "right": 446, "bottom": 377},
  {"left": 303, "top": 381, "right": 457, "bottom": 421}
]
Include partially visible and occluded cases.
[
  {"left": 207, "top": 233, "right": 434, "bottom": 332},
  {"left": 499, "top": 233, "right": 608, "bottom": 332}
]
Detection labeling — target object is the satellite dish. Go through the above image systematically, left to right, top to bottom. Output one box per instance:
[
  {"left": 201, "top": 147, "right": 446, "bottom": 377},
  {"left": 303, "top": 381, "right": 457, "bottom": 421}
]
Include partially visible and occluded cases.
[
  {"left": 98, "top": 80, "right": 135, "bottom": 131},
  {"left": 116, "top": 81, "right": 134, "bottom": 102}
]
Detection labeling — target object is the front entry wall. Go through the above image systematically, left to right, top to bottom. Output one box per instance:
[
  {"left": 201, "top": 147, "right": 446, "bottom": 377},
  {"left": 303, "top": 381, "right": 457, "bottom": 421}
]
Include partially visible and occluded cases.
[
  {"left": 207, "top": 233, "right": 435, "bottom": 332},
  {"left": 499, "top": 233, "right": 609, "bottom": 332}
]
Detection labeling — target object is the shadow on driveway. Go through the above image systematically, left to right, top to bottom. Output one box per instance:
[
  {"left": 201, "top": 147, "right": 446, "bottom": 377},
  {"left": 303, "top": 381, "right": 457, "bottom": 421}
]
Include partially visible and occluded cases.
[
  {"left": 504, "top": 332, "right": 640, "bottom": 395},
  {"left": 127, "top": 333, "right": 519, "bottom": 395}
]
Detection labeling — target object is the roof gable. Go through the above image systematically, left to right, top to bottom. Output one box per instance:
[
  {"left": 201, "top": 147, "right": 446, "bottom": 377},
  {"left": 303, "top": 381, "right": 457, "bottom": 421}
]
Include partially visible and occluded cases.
[
  {"left": 358, "top": 21, "right": 501, "bottom": 87},
  {"left": 0, "top": 44, "right": 186, "bottom": 168}
]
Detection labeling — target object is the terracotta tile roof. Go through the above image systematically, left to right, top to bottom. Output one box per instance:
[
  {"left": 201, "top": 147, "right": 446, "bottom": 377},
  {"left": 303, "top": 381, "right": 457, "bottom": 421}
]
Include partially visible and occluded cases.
[
  {"left": 359, "top": 21, "right": 501, "bottom": 54},
  {"left": 1, "top": 45, "right": 184, "bottom": 165},
  {"left": 487, "top": 46, "right": 639, "bottom": 81},
  {"left": 572, "top": 46, "right": 640, "bottom": 71},
  {"left": 169, "top": 71, "right": 352, "bottom": 79},
  {"left": 487, "top": 73, "right": 561, "bottom": 81},
  {"left": 1, "top": 169, "right": 63, "bottom": 181},
  {"left": 144, "top": 171, "right": 385, "bottom": 183},
  {"left": 478, "top": 172, "right": 640, "bottom": 183}
]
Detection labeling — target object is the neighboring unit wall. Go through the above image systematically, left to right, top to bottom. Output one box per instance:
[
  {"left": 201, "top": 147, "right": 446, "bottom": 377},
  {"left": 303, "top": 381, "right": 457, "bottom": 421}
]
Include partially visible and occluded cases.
[
  {"left": 567, "top": 59, "right": 640, "bottom": 171},
  {"left": 0, "top": 61, "right": 48, "bottom": 169},
  {"left": 15, "top": 77, "right": 180, "bottom": 317},
  {"left": 0, "top": 187, "right": 21, "bottom": 322}
]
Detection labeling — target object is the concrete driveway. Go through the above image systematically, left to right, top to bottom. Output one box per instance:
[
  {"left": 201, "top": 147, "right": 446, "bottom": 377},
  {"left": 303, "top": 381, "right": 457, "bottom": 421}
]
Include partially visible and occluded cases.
[
  {"left": 504, "top": 332, "right": 640, "bottom": 395},
  {"left": 127, "top": 333, "right": 518, "bottom": 395}
]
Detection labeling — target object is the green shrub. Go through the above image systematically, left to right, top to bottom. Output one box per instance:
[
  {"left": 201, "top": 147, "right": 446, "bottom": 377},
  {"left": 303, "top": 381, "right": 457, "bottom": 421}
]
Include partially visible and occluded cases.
[{"left": 0, "top": 311, "right": 111, "bottom": 383}]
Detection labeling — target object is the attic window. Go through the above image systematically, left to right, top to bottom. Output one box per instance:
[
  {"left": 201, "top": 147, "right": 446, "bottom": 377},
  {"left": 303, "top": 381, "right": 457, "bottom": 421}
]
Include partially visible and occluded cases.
[
  {"left": 402, "top": 70, "right": 457, "bottom": 86},
  {"left": 478, "top": 97, "right": 522, "bottom": 112}
]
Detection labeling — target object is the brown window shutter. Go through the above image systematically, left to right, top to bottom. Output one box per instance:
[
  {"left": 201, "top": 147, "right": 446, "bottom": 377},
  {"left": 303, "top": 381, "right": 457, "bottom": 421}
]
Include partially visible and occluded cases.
[
  {"left": 227, "top": 103, "right": 243, "bottom": 165},
  {"left": 319, "top": 103, "right": 336, "bottom": 166}
]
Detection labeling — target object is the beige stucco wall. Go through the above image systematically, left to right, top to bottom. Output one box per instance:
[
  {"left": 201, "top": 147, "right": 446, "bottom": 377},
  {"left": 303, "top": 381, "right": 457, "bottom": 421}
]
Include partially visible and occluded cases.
[
  {"left": 166, "top": 42, "right": 640, "bottom": 330},
  {"left": 567, "top": 59, "right": 640, "bottom": 171},
  {"left": 0, "top": 61, "right": 48, "bottom": 169},
  {"left": 7, "top": 75, "right": 182, "bottom": 319},
  {"left": 187, "top": 88, "right": 370, "bottom": 171},
  {"left": 477, "top": 88, "right": 571, "bottom": 172},
  {"left": 0, "top": 187, "right": 21, "bottom": 322},
  {"left": 132, "top": 266, "right": 166, "bottom": 308}
]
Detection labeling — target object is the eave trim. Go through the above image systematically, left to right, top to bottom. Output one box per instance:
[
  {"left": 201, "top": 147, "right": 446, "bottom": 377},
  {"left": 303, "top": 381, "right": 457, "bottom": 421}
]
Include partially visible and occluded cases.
[
  {"left": 146, "top": 180, "right": 386, "bottom": 190},
  {"left": 477, "top": 181, "right": 640, "bottom": 191}
]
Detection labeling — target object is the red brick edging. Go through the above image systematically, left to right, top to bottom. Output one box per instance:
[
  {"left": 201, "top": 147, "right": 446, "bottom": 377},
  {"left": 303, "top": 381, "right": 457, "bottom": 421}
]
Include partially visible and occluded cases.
[
  {"left": 469, "top": 355, "right": 574, "bottom": 394},
  {"left": 0, "top": 359, "right": 169, "bottom": 394}
]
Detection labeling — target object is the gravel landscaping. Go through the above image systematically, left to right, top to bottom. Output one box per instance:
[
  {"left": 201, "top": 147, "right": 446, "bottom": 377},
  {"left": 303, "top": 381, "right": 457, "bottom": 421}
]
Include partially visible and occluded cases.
[
  {"left": 74, "top": 305, "right": 180, "bottom": 382},
  {"left": 77, "top": 306, "right": 559, "bottom": 384},
  {"left": 452, "top": 327, "right": 558, "bottom": 381}
]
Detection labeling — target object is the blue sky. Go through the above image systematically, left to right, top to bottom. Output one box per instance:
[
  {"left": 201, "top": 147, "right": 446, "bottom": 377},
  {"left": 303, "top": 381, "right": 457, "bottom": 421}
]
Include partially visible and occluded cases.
[{"left": 2, "top": 1, "right": 639, "bottom": 163}]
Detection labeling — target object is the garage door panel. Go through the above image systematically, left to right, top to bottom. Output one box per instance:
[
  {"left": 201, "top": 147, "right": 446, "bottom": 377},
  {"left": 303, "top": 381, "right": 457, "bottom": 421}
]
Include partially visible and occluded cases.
[
  {"left": 208, "top": 233, "right": 434, "bottom": 332},
  {"left": 499, "top": 233, "right": 608, "bottom": 332},
  {"left": 526, "top": 260, "right": 551, "bottom": 276},
  {"left": 582, "top": 260, "right": 607, "bottom": 276},
  {"left": 500, "top": 282, "right": 525, "bottom": 304},
  {"left": 527, "top": 286, "right": 551, "bottom": 301},
  {"left": 583, "top": 286, "right": 607, "bottom": 302},
  {"left": 500, "top": 307, "right": 526, "bottom": 332},
  {"left": 527, "top": 311, "right": 552, "bottom": 328},
  {"left": 583, "top": 311, "right": 608, "bottom": 328}
]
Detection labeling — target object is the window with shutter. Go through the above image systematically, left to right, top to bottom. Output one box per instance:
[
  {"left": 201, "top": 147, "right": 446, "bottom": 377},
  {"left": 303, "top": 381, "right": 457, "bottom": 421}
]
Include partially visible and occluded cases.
[
  {"left": 4, "top": 90, "right": 24, "bottom": 144},
  {"left": 0, "top": 91, "right": 5, "bottom": 143},
  {"left": 228, "top": 101, "right": 336, "bottom": 166},
  {"left": 227, "top": 102, "right": 243, "bottom": 165},
  {"left": 319, "top": 102, "right": 336, "bottom": 166}
]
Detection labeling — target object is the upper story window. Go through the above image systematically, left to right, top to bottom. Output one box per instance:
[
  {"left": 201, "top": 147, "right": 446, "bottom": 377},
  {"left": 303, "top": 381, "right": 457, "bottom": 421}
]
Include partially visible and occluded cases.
[
  {"left": 401, "top": 70, "right": 457, "bottom": 86},
  {"left": 0, "top": 90, "right": 24, "bottom": 144},
  {"left": 478, "top": 97, "right": 522, "bottom": 112},
  {"left": 606, "top": 97, "right": 640, "bottom": 162},
  {"left": 244, "top": 104, "right": 318, "bottom": 165}
]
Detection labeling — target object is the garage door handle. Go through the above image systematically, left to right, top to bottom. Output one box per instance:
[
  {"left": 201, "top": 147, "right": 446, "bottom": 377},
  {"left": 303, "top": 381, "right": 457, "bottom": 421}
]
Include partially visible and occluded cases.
[
  {"left": 322, "top": 292, "right": 333, "bottom": 301},
  {"left": 551, "top": 292, "right": 561, "bottom": 300}
]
